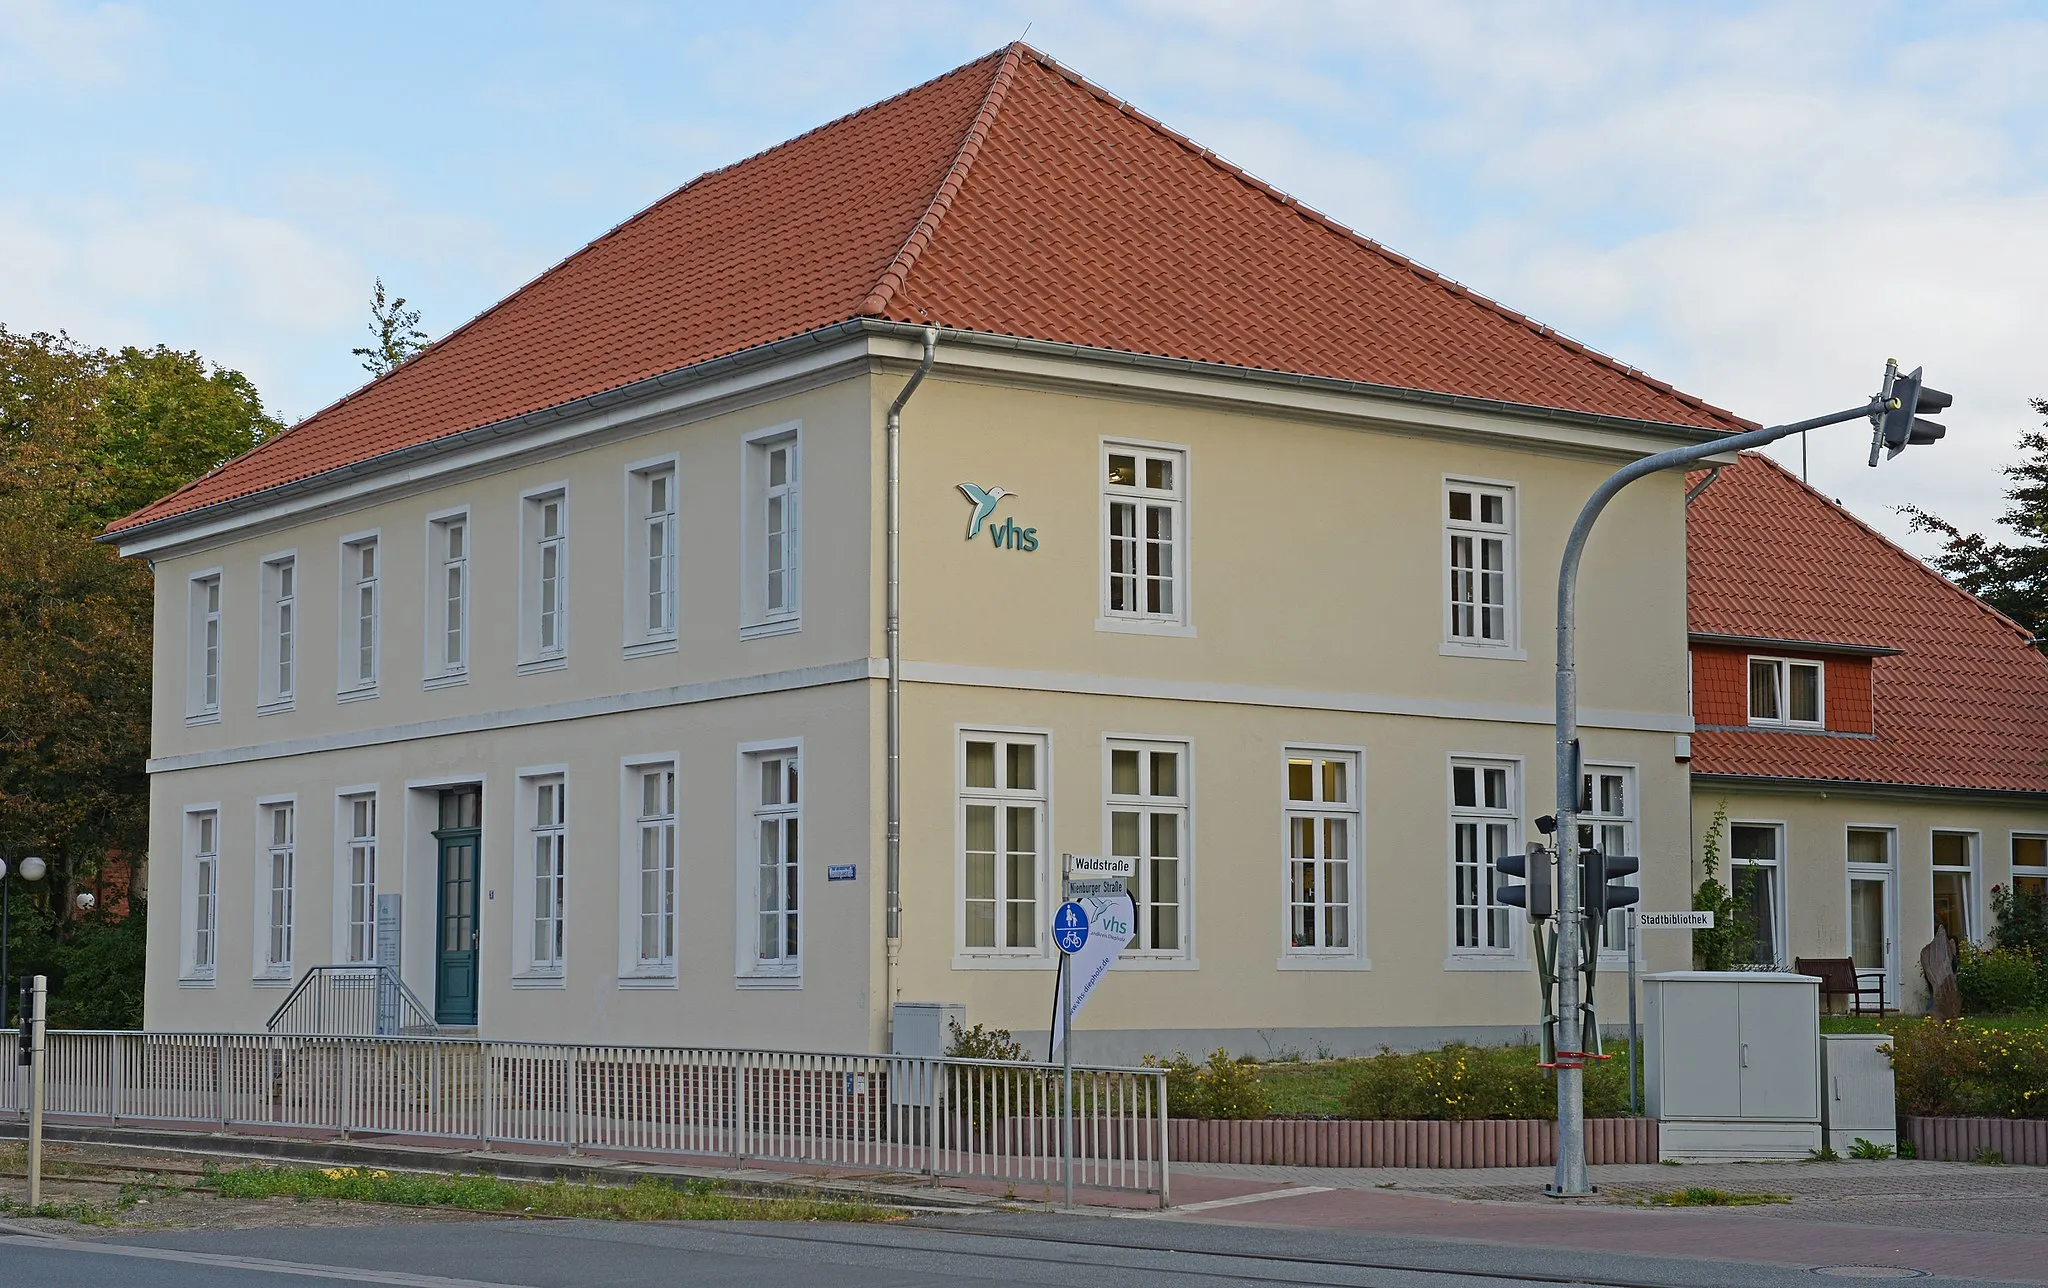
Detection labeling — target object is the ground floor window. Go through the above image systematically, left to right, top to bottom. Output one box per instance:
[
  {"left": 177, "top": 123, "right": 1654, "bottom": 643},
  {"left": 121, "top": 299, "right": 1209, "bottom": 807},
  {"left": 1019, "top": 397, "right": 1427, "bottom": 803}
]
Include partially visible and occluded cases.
[
  {"left": 961, "top": 732, "right": 1045, "bottom": 954},
  {"left": 1107, "top": 739, "right": 1189, "bottom": 955},
  {"left": 745, "top": 747, "right": 801, "bottom": 973},
  {"left": 1285, "top": 749, "right": 1359, "bottom": 955},
  {"left": 1450, "top": 759, "right": 1517, "bottom": 954},
  {"left": 1578, "top": 765, "right": 1636, "bottom": 951},
  {"left": 528, "top": 776, "right": 567, "bottom": 972},
  {"left": 344, "top": 795, "right": 378, "bottom": 963},
  {"left": 1729, "top": 822, "right": 1782, "bottom": 968},
  {"left": 1931, "top": 831, "right": 1976, "bottom": 944},
  {"left": 2014, "top": 834, "right": 2048, "bottom": 901}
]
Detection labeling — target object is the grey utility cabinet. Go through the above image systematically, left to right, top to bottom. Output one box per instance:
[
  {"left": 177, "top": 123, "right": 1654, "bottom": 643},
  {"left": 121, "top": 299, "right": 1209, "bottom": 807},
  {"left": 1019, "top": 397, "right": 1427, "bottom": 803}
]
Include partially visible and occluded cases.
[
  {"left": 1644, "top": 971, "right": 1822, "bottom": 1161},
  {"left": 1820, "top": 1032, "right": 1897, "bottom": 1154}
]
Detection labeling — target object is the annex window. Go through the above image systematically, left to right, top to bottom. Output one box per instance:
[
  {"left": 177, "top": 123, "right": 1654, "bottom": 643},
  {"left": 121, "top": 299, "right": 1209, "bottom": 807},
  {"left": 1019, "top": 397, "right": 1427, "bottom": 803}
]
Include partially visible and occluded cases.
[
  {"left": 742, "top": 429, "right": 801, "bottom": 635},
  {"left": 1103, "top": 443, "right": 1187, "bottom": 627},
  {"left": 627, "top": 463, "right": 678, "bottom": 649},
  {"left": 1445, "top": 482, "right": 1514, "bottom": 648},
  {"left": 521, "top": 489, "right": 569, "bottom": 666},
  {"left": 427, "top": 513, "right": 468, "bottom": 683},
  {"left": 341, "top": 537, "right": 379, "bottom": 694},
  {"left": 258, "top": 556, "right": 296, "bottom": 710},
  {"left": 188, "top": 572, "right": 223, "bottom": 719},
  {"left": 1748, "top": 657, "right": 1823, "bottom": 727},
  {"left": 961, "top": 732, "right": 1045, "bottom": 954},
  {"left": 1107, "top": 739, "right": 1189, "bottom": 955},
  {"left": 743, "top": 748, "right": 802, "bottom": 976},
  {"left": 1285, "top": 750, "right": 1360, "bottom": 956},
  {"left": 1450, "top": 759, "right": 1518, "bottom": 954},
  {"left": 632, "top": 763, "right": 678, "bottom": 971},
  {"left": 1576, "top": 766, "right": 1637, "bottom": 951},
  {"left": 527, "top": 776, "right": 567, "bottom": 973},
  {"left": 344, "top": 795, "right": 378, "bottom": 963},
  {"left": 262, "top": 802, "right": 296, "bottom": 975},
  {"left": 187, "top": 809, "right": 218, "bottom": 979},
  {"left": 1730, "top": 823, "right": 1784, "bottom": 968},
  {"left": 1932, "top": 831, "right": 1977, "bottom": 945},
  {"left": 2014, "top": 834, "right": 2048, "bottom": 901}
]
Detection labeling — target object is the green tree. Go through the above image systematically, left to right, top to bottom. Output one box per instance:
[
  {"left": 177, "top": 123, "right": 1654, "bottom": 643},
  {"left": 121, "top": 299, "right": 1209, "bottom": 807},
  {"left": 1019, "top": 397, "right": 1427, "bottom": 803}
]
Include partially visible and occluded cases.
[
  {"left": 351, "top": 277, "right": 428, "bottom": 377},
  {"left": 1902, "top": 399, "right": 2048, "bottom": 648},
  {"left": 1691, "top": 800, "right": 1754, "bottom": 971}
]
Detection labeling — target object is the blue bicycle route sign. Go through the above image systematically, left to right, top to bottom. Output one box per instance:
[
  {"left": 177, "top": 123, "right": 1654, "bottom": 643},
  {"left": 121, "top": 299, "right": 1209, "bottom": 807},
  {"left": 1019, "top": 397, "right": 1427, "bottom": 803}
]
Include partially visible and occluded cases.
[{"left": 1053, "top": 901, "right": 1090, "bottom": 955}]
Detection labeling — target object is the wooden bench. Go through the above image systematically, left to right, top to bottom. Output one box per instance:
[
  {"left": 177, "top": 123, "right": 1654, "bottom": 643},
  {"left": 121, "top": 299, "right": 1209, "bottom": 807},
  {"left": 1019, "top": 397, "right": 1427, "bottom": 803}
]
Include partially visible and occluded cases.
[{"left": 1795, "top": 956, "right": 1888, "bottom": 1016}]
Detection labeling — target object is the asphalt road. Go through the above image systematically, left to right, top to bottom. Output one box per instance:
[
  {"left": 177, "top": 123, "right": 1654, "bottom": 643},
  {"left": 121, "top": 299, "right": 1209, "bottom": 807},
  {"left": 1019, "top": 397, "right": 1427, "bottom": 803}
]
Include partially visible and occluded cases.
[{"left": 0, "top": 1212, "right": 2024, "bottom": 1288}]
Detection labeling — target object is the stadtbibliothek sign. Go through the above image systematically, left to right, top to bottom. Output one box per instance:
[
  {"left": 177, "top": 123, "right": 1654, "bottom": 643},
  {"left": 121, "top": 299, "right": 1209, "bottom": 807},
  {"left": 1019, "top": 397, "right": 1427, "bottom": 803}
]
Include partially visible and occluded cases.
[{"left": 1638, "top": 910, "right": 1715, "bottom": 930}]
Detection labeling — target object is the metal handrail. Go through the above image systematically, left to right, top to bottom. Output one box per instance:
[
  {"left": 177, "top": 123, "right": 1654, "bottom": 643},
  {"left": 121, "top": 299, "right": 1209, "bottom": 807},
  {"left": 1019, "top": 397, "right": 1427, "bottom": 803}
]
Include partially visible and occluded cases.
[{"left": 265, "top": 965, "right": 439, "bottom": 1035}]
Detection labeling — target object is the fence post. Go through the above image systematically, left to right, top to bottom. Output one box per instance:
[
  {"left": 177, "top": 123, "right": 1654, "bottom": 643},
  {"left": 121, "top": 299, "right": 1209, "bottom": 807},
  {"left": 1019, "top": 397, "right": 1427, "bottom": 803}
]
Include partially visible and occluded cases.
[
  {"left": 107, "top": 1034, "right": 120, "bottom": 1123},
  {"left": 217, "top": 1035, "right": 229, "bottom": 1131},
  {"left": 339, "top": 1037, "right": 352, "bottom": 1140},
  {"left": 566, "top": 1046, "right": 580, "bottom": 1157},
  {"left": 731, "top": 1052, "right": 746, "bottom": 1165},
  {"left": 925, "top": 1058, "right": 939, "bottom": 1179},
  {"left": 1155, "top": 1068, "right": 1170, "bottom": 1209}
]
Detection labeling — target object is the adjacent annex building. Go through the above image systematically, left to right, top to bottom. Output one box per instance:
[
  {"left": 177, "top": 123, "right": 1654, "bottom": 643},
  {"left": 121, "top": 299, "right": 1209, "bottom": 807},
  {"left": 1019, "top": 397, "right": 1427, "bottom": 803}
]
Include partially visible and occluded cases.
[
  {"left": 111, "top": 45, "right": 1747, "bottom": 1060},
  {"left": 1686, "top": 454, "right": 2048, "bottom": 1010}
]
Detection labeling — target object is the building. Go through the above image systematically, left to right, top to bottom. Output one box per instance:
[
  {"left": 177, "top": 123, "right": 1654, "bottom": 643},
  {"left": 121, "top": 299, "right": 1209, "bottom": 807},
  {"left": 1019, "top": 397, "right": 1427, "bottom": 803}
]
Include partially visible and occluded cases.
[
  {"left": 110, "top": 45, "right": 1746, "bottom": 1059},
  {"left": 1687, "top": 453, "right": 2048, "bottom": 1009}
]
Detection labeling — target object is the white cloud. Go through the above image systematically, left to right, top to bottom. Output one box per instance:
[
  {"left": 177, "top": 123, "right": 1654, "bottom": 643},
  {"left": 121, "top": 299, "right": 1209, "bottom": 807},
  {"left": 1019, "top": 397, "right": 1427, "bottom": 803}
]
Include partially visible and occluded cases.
[{"left": 0, "top": 0, "right": 148, "bottom": 90}]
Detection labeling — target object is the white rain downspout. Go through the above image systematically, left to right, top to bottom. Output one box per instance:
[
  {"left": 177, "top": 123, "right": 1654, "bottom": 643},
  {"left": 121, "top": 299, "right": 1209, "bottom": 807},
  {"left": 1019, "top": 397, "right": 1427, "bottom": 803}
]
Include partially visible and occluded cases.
[{"left": 884, "top": 327, "right": 938, "bottom": 1050}]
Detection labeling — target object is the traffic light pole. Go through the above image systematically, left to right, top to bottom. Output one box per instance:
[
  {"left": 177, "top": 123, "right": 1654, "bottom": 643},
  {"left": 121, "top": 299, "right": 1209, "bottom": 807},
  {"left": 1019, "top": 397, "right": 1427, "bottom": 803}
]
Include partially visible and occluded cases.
[{"left": 1550, "top": 398, "right": 1880, "bottom": 1197}]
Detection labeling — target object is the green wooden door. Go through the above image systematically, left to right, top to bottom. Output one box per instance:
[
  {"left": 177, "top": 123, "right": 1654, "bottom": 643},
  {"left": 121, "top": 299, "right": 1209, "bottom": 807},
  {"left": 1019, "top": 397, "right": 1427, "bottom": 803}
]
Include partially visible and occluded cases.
[{"left": 434, "top": 788, "right": 481, "bottom": 1026}]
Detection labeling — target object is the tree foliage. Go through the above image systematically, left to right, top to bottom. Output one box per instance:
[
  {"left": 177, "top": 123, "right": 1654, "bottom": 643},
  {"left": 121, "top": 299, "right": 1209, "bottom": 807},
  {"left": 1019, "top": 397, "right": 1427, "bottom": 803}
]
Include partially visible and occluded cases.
[
  {"left": 351, "top": 277, "right": 428, "bottom": 377},
  {"left": 1902, "top": 399, "right": 2048, "bottom": 647}
]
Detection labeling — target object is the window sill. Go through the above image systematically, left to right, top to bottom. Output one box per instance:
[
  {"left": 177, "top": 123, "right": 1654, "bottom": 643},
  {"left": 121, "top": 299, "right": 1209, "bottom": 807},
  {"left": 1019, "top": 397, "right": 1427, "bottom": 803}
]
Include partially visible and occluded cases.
[
  {"left": 1094, "top": 616, "right": 1195, "bottom": 639},
  {"left": 740, "top": 617, "right": 802, "bottom": 641},
  {"left": 623, "top": 637, "right": 678, "bottom": 660},
  {"left": 1438, "top": 642, "right": 1527, "bottom": 661},
  {"left": 516, "top": 656, "right": 568, "bottom": 677},
  {"left": 423, "top": 671, "right": 468, "bottom": 691},
  {"left": 336, "top": 685, "right": 379, "bottom": 704},
  {"left": 256, "top": 699, "right": 295, "bottom": 717},
  {"left": 184, "top": 711, "right": 222, "bottom": 728},
  {"left": 1746, "top": 720, "right": 1826, "bottom": 732},
  {"left": 952, "top": 953, "right": 1055, "bottom": 971},
  {"left": 1277, "top": 954, "right": 1374, "bottom": 972},
  {"left": 1442, "top": 954, "right": 1526, "bottom": 972},
  {"left": 1103, "top": 955, "right": 1201, "bottom": 971},
  {"left": 619, "top": 970, "right": 677, "bottom": 989},
  {"left": 735, "top": 971, "right": 802, "bottom": 989},
  {"left": 511, "top": 972, "right": 565, "bottom": 989},
  {"left": 251, "top": 973, "right": 294, "bottom": 988},
  {"left": 177, "top": 976, "right": 216, "bottom": 988}
]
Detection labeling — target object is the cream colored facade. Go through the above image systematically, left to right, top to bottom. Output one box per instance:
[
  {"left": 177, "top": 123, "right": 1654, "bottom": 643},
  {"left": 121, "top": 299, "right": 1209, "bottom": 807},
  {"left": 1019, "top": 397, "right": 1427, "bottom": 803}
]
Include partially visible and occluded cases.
[{"left": 129, "top": 329, "right": 1712, "bottom": 1058}]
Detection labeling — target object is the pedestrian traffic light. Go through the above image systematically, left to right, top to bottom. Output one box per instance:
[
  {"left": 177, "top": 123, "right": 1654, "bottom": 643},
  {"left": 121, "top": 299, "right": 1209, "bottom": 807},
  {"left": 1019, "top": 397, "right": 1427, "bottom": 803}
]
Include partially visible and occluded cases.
[
  {"left": 1877, "top": 363, "right": 1951, "bottom": 460},
  {"left": 1497, "top": 843, "right": 1554, "bottom": 920},
  {"left": 1579, "top": 850, "right": 1642, "bottom": 935},
  {"left": 16, "top": 981, "right": 29, "bottom": 1066}
]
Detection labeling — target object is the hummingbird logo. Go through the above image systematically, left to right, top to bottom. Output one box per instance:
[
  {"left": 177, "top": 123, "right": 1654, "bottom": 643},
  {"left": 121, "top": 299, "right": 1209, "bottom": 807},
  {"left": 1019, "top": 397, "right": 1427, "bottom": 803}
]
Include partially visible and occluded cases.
[{"left": 957, "top": 483, "right": 1014, "bottom": 539}]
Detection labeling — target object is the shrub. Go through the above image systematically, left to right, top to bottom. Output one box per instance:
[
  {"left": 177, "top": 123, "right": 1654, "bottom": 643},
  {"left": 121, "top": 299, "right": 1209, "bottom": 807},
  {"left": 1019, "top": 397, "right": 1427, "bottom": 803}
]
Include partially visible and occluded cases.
[
  {"left": 1691, "top": 802, "right": 1754, "bottom": 971},
  {"left": 1990, "top": 884, "right": 2048, "bottom": 991},
  {"left": 1954, "top": 944, "right": 2041, "bottom": 1015},
  {"left": 944, "top": 1020, "right": 1026, "bottom": 1062},
  {"left": 1885, "top": 1021, "right": 2048, "bottom": 1118},
  {"left": 1337, "top": 1042, "right": 1635, "bottom": 1122},
  {"left": 1142, "top": 1049, "right": 1272, "bottom": 1119}
]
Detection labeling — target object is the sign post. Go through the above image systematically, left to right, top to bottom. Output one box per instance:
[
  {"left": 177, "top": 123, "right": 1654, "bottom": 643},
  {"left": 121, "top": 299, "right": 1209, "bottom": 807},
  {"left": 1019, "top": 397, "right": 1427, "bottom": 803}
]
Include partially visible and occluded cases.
[{"left": 1053, "top": 895, "right": 1090, "bottom": 1210}]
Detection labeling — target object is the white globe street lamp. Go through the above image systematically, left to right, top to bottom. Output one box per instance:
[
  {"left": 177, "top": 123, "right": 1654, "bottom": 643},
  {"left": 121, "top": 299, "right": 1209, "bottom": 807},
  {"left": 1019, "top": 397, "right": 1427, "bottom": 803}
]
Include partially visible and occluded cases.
[{"left": 2, "top": 854, "right": 49, "bottom": 1029}]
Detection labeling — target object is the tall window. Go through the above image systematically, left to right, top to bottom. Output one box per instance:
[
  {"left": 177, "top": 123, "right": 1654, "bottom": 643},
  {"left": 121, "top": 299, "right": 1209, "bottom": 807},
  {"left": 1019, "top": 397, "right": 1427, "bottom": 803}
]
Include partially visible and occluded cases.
[
  {"left": 1103, "top": 444, "right": 1187, "bottom": 625},
  {"left": 629, "top": 464, "right": 678, "bottom": 647},
  {"left": 1445, "top": 482, "right": 1513, "bottom": 647},
  {"left": 523, "top": 491, "right": 569, "bottom": 663},
  {"left": 429, "top": 514, "right": 468, "bottom": 681},
  {"left": 343, "top": 537, "right": 379, "bottom": 691},
  {"left": 260, "top": 557, "right": 295, "bottom": 708},
  {"left": 189, "top": 573, "right": 222, "bottom": 717},
  {"left": 1748, "top": 657, "right": 1822, "bottom": 726},
  {"left": 961, "top": 732, "right": 1044, "bottom": 953},
  {"left": 1108, "top": 739, "right": 1188, "bottom": 954},
  {"left": 748, "top": 749, "right": 801, "bottom": 970},
  {"left": 1285, "top": 750, "right": 1360, "bottom": 955},
  {"left": 1451, "top": 759, "right": 1518, "bottom": 953},
  {"left": 635, "top": 764, "right": 677, "bottom": 969},
  {"left": 1576, "top": 766, "right": 1637, "bottom": 950},
  {"left": 530, "top": 777, "right": 566, "bottom": 971},
  {"left": 344, "top": 795, "right": 378, "bottom": 963},
  {"left": 264, "top": 802, "right": 295, "bottom": 973},
  {"left": 189, "top": 810, "right": 218, "bottom": 977},
  {"left": 1730, "top": 823, "right": 1783, "bottom": 967},
  {"left": 1932, "top": 831, "right": 1976, "bottom": 944},
  {"left": 2014, "top": 834, "right": 2048, "bottom": 901}
]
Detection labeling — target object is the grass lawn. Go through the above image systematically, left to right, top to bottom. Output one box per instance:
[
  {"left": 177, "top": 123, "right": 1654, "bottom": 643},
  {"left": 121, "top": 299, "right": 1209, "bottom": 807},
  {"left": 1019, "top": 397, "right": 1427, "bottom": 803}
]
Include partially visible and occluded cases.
[{"left": 1820, "top": 1008, "right": 2048, "bottom": 1036}]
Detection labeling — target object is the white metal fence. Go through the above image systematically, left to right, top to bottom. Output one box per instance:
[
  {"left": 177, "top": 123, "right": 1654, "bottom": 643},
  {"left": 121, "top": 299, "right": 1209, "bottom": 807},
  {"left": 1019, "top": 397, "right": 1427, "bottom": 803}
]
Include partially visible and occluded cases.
[{"left": 0, "top": 1031, "right": 1168, "bottom": 1200}]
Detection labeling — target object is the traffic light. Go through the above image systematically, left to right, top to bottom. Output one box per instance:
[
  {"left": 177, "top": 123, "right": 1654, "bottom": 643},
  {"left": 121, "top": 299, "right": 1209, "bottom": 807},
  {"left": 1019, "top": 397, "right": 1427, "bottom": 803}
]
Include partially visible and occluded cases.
[
  {"left": 1879, "top": 364, "right": 1951, "bottom": 460},
  {"left": 1497, "top": 842, "right": 1554, "bottom": 920},
  {"left": 1578, "top": 850, "right": 1642, "bottom": 941}
]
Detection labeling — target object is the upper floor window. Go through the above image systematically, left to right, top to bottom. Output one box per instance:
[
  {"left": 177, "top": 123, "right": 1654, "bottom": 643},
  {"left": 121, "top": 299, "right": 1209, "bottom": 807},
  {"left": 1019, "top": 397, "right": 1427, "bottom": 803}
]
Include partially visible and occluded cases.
[
  {"left": 742, "top": 428, "right": 801, "bottom": 636},
  {"left": 1102, "top": 443, "right": 1188, "bottom": 629},
  {"left": 627, "top": 462, "right": 678, "bottom": 650},
  {"left": 1445, "top": 481, "right": 1514, "bottom": 649},
  {"left": 522, "top": 490, "right": 569, "bottom": 667},
  {"left": 427, "top": 513, "right": 468, "bottom": 685},
  {"left": 342, "top": 537, "right": 379, "bottom": 694},
  {"left": 259, "top": 556, "right": 296, "bottom": 711},
  {"left": 187, "top": 572, "right": 223, "bottom": 720},
  {"left": 1748, "top": 656, "right": 1822, "bottom": 727},
  {"left": 961, "top": 732, "right": 1045, "bottom": 955},
  {"left": 1107, "top": 739, "right": 1189, "bottom": 956},
  {"left": 743, "top": 747, "right": 802, "bottom": 977},
  {"left": 1285, "top": 749, "right": 1361, "bottom": 957},
  {"left": 1450, "top": 758, "right": 1518, "bottom": 956},
  {"left": 1577, "top": 765, "right": 1636, "bottom": 952},
  {"left": 344, "top": 794, "right": 378, "bottom": 963}
]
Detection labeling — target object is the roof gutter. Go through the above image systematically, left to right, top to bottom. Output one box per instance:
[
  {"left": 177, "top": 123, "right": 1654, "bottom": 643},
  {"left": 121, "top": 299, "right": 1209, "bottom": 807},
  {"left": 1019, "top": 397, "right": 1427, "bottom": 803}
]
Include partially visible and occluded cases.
[
  {"left": 1687, "top": 632, "right": 1904, "bottom": 659},
  {"left": 1689, "top": 771, "right": 2048, "bottom": 805}
]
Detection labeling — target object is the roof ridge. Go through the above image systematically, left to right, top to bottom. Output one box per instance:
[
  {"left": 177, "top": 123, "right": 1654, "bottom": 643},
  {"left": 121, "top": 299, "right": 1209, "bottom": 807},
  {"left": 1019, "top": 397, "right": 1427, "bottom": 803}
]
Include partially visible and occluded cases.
[
  {"left": 860, "top": 43, "right": 1025, "bottom": 318},
  {"left": 1015, "top": 46, "right": 1751, "bottom": 432}
]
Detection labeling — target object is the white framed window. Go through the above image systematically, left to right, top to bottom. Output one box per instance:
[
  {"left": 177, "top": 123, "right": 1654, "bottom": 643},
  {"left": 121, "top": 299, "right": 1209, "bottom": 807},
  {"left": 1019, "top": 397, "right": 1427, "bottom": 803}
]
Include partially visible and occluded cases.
[
  {"left": 741, "top": 426, "right": 801, "bottom": 636},
  {"left": 1101, "top": 442, "right": 1190, "bottom": 632},
  {"left": 625, "top": 460, "right": 678, "bottom": 653},
  {"left": 1444, "top": 480, "right": 1516, "bottom": 652},
  {"left": 520, "top": 487, "right": 570, "bottom": 669},
  {"left": 426, "top": 511, "right": 469, "bottom": 686},
  {"left": 340, "top": 535, "right": 379, "bottom": 696},
  {"left": 257, "top": 555, "right": 296, "bottom": 711},
  {"left": 187, "top": 571, "right": 223, "bottom": 721},
  {"left": 1748, "top": 656, "right": 1823, "bottom": 727},
  {"left": 960, "top": 731, "right": 1046, "bottom": 957},
  {"left": 1106, "top": 738, "right": 1191, "bottom": 957},
  {"left": 738, "top": 743, "right": 801, "bottom": 980},
  {"left": 1283, "top": 748, "right": 1364, "bottom": 963},
  {"left": 1449, "top": 758, "right": 1519, "bottom": 958},
  {"left": 621, "top": 759, "right": 678, "bottom": 977},
  {"left": 1576, "top": 764, "right": 1637, "bottom": 953},
  {"left": 523, "top": 774, "right": 567, "bottom": 975},
  {"left": 342, "top": 793, "right": 378, "bottom": 963},
  {"left": 258, "top": 800, "right": 296, "bottom": 977},
  {"left": 183, "top": 807, "right": 219, "bottom": 981},
  {"left": 1730, "top": 822, "right": 1786, "bottom": 968},
  {"left": 1932, "top": 830, "right": 1979, "bottom": 945},
  {"left": 2013, "top": 833, "right": 2048, "bottom": 902}
]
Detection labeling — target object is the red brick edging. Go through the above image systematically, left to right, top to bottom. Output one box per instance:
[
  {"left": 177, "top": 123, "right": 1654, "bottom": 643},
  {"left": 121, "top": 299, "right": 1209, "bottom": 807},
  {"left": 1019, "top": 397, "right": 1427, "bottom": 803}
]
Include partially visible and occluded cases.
[
  {"left": 1168, "top": 1116, "right": 1657, "bottom": 1167},
  {"left": 1903, "top": 1116, "right": 2048, "bottom": 1166}
]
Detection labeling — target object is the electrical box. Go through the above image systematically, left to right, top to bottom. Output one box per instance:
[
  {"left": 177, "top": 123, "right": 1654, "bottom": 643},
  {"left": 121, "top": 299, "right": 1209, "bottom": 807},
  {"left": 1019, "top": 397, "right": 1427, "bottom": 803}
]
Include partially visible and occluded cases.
[
  {"left": 1644, "top": 971, "right": 1822, "bottom": 1161},
  {"left": 890, "top": 1002, "right": 964, "bottom": 1059},
  {"left": 1821, "top": 1032, "right": 1896, "bottom": 1155}
]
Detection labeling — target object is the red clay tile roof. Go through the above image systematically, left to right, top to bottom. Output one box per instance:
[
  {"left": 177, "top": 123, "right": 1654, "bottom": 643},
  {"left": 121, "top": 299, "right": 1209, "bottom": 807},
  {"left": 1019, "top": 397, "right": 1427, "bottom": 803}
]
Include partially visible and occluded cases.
[
  {"left": 111, "top": 43, "right": 1747, "bottom": 537},
  {"left": 1688, "top": 452, "right": 2048, "bottom": 794}
]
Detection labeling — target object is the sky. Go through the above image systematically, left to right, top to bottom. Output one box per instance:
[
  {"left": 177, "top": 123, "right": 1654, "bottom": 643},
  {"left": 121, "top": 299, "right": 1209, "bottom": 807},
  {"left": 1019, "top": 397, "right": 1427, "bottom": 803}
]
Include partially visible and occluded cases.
[{"left": 3, "top": 0, "right": 2044, "bottom": 556}]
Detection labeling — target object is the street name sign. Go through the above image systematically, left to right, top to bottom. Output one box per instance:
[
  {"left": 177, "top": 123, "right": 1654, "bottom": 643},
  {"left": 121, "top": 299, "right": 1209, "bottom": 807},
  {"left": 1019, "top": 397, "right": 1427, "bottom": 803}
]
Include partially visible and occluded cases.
[
  {"left": 1064, "top": 853, "right": 1135, "bottom": 880},
  {"left": 1064, "top": 877, "right": 1128, "bottom": 898},
  {"left": 1638, "top": 910, "right": 1714, "bottom": 930}
]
